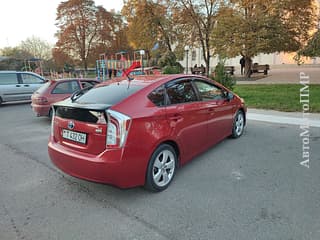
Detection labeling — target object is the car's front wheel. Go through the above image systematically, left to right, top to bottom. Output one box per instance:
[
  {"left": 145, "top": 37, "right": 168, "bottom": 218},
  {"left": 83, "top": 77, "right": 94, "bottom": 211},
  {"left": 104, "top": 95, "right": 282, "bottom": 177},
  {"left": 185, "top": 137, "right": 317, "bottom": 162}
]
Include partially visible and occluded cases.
[
  {"left": 231, "top": 110, "right": 245, "bottom": 138},
  {"left": 145, "top": 144, "right": 177, "bottom": 192}
]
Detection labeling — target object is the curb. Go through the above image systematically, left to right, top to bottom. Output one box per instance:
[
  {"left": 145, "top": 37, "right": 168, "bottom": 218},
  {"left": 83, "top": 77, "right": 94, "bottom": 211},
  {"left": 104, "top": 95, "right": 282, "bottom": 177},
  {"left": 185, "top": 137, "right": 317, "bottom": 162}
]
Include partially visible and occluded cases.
[{"left": 247, "top": 109, "right": 320, "bottom": 128}]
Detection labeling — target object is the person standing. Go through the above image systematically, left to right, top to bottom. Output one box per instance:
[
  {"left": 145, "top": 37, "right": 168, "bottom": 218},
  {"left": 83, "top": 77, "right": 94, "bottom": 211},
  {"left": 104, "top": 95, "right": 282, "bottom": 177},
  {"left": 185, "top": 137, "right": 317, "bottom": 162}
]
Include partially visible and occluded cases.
[{"left": 240, "top": 56, "right": 245, "bottom": 75}]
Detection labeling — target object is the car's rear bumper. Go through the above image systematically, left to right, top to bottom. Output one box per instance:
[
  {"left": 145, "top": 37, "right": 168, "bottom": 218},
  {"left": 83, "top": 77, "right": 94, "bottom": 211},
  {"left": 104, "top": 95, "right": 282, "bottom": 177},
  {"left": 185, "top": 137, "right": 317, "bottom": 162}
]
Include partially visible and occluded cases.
[
  {"left": 31, "top": 103, "right": 50, "bottom": 117},
  {"left": 48, "top": 137, "right": 144, "bottom": 188}
]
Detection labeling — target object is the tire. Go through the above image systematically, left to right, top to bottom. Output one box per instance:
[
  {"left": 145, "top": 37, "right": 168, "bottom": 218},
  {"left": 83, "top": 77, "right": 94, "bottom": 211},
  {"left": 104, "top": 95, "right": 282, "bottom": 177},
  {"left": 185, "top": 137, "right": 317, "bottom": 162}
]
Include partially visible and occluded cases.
[
  {"left": 0, "top": 97, "right": 2, "bottom": 105},
  {"left": 231, "top": 110, "right": 245, "bottom": 138},
  {"left": 145, "top": 144, "right": 177, "bottom": 192}
]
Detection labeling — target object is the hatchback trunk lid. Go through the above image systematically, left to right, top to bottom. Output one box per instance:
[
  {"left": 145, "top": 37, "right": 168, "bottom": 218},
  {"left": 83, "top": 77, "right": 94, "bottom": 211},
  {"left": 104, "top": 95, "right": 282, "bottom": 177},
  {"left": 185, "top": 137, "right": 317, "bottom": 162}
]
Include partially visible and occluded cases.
[{"left": 53, "top": 104, "right": 109, "bottom": 155}]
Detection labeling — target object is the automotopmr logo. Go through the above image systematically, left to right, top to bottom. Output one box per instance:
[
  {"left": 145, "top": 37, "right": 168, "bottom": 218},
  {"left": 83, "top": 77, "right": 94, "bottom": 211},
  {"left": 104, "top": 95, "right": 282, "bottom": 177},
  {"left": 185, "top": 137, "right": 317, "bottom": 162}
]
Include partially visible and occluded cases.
[{"left": 299, "top": 72, "right": 310, "bottom": 169}]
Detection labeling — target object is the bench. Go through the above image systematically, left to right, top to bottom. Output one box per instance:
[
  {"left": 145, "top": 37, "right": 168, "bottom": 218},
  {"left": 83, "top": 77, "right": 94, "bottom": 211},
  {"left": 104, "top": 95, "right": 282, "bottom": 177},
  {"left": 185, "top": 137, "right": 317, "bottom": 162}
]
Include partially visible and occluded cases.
[
  {"left": 251, "top": 63, "right": 270, "bottom": 75},
  {"left": 224, "top": 66, "right": 235, "bottom": 75},
  {"left": 191, "top": 67, "right": 206, "bottom": 75}
]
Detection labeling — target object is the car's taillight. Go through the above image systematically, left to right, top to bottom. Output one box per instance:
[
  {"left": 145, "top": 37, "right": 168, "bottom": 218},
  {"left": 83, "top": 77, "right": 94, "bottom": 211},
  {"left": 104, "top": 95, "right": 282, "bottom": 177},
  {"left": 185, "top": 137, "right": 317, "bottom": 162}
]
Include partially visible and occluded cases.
[
  {"left": 35, "top": 96, "right": 48, "bottom": 104},
  {"left": 50, "top": 107, "right": 55, "bottom": 137},
  {"left": 106, "top": 110, "right": 131, "bottom": 148}
]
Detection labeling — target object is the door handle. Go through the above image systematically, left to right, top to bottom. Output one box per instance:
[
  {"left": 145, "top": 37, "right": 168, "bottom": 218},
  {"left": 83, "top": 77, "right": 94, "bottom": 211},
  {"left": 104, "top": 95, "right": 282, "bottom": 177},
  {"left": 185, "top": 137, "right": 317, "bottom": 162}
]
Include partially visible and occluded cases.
[
  {"left": 24, "top": 84, "right": 30, "bottom": 87},
  {"left": 16, "top": 85, "right": 21, "bottom": 87}
]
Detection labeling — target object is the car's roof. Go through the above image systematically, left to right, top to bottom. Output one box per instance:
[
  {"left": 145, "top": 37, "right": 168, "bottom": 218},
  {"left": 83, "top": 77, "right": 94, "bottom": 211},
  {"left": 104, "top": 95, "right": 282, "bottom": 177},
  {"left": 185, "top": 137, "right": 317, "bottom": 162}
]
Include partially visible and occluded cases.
[
  {"left": 0, "top": 70, "right": 43, "bottom": 75},
  {"left": 0, "top": 71, "right": 45, "bottom": 80},
  {"left": 96, "top": 74, "right": 208, "bottom": 88},
  {"left": 49, "top": 78, "right": 99, "bottom": 83}
]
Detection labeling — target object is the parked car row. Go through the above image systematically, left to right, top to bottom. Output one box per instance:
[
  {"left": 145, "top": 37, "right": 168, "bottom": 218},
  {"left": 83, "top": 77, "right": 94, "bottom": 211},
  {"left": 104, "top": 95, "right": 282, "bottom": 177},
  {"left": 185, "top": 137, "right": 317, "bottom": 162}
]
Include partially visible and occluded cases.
[{"left": 1, "top": 71, "right": 246, "bottom": 192}]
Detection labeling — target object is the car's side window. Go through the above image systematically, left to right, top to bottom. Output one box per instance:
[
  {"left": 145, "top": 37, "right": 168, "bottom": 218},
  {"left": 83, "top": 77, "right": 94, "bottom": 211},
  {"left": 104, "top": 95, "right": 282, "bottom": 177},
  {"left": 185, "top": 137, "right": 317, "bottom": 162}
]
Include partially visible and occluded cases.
[
  {"left": 0, "top": 73, "right": 18, "bottom": 85},
  {"left": 21, "top": 73, "right": 43, "bottom": 84},
  {"left": 166, "top": 80, "right": 197, "bottom": 105},
  {"left": 194, "top": 80, "right": 226, "bottom": 101},
  {"left": 52, "top": 81, "right": 80, "bottom": 94},
  {"left": 81, "top": 81, "right": 95, "bottom": 89},
  {"left": 148, "top": 86, "right": 165, "bottom": 107}
]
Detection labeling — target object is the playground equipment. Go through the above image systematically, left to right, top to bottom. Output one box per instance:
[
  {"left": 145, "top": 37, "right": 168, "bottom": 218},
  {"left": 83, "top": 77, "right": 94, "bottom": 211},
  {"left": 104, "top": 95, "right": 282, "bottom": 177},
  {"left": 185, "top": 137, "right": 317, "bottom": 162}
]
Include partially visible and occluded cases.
[
  {"left": 96, "top": 50, "right": 149, "bottom": 81},
  {"left": 22, "top": 58, "right": 43, "bottom": 76}
]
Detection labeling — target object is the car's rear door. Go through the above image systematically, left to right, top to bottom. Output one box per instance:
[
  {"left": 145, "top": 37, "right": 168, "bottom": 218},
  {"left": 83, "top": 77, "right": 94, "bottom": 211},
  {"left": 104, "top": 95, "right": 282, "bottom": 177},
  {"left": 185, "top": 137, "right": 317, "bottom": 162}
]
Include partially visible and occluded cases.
[
  {"left": 0, "top": 72, "right": 22, "bottom": 101},
  {"left": 165, "top": 78, "right": 208, "bottom": 164}
]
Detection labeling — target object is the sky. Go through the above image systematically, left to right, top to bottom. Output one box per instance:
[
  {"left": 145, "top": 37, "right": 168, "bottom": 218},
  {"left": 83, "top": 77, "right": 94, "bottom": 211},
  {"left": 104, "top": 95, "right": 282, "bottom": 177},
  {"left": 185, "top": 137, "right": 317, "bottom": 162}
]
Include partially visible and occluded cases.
[{"left": 0, "top": 0, "right": 124, "bottom": 49}]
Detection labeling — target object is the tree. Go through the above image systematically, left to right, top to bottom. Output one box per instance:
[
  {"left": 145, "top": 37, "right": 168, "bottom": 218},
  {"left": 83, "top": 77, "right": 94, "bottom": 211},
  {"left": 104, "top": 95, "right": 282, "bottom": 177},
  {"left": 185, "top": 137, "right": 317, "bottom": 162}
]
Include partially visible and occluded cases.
[
  {"left": 56, "top": 0, "right": 100, "bottom": 70},
  {"left": 56, "top": 0, "right": 126, "bottom": 70},
  {"left": 122, "top": 0, "right": 177, "bottom": 58},
  {"left": 170, "top": 0, "right": 220, "bottom": 76},
  {"left": 211, "top": 0, "right": 318, "bottom": 78},
  {"left": 89, "top": 9, "right": 131, "bottom": 63},
  {"left": 300, "top": 30, "right": 320, "bottom": 57},
  {"left": 20, "top": 36, "right": 52, "bottom": 60},
  {"left": 0, "top": 47, "right": 33, "bottom": 70},
  {"left": 52, "top": 47, "right": 75, "bottom": 72}
]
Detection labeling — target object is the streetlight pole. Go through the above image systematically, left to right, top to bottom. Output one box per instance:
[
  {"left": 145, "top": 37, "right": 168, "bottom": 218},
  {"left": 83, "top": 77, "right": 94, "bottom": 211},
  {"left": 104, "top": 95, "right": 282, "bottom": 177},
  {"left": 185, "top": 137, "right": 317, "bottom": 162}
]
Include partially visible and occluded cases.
[
  {"left": 184, "top": 46, "right": 189, "bottom": 74},
  {"left": 140, "top": 49, "right": 145, "bottom": 72}
]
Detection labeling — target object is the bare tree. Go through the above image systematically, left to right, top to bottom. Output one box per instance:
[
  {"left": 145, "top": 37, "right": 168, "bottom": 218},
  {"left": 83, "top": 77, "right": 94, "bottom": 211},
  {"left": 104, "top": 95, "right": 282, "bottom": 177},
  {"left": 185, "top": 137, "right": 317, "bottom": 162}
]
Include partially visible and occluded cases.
[
  {"left": 170, "top": 0, "right": 220, "bottom": 76},
  {"left": 20, "top": 36, "right": 52, "bottom": 60}
]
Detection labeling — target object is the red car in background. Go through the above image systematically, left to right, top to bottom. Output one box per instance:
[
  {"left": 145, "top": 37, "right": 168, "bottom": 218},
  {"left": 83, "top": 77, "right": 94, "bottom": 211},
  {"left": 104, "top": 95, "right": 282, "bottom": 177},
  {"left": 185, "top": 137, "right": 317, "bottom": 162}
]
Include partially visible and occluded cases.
[
  {"left": 48, "top": 75, "right": 246, "bottom": 192},
  {"left": 31, "top": 78, "right": 99, "bottom": 118}
]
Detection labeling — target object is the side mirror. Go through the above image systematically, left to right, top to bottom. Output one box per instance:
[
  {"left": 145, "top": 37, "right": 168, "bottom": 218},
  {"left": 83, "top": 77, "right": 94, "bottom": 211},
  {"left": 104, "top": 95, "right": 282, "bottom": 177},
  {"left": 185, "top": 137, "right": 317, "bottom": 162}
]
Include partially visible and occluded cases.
[{"left": 227, "top": 92, "right": 234, "bottom": 101}]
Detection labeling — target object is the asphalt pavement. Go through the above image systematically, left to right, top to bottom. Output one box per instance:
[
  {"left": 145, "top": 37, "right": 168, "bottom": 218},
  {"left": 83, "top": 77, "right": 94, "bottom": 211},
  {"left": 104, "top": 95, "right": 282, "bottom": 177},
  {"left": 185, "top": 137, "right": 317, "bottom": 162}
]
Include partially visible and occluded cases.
[{"left": 0, "top": 103, "right": 320, "bottom": 240}]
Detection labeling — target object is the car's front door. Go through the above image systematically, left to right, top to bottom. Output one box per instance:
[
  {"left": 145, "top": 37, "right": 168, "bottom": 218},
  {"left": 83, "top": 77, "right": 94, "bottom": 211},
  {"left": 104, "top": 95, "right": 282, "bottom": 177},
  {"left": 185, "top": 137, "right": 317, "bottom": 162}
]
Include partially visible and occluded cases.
[
  {"left": 0, "top": 72, "right": 21, "bottom": 102},
  {"left": 165, "top": 79, "right": 208, "bottom": 164},
  {"left": 193, "top": 80, "right": 234, "bottom": 145}
]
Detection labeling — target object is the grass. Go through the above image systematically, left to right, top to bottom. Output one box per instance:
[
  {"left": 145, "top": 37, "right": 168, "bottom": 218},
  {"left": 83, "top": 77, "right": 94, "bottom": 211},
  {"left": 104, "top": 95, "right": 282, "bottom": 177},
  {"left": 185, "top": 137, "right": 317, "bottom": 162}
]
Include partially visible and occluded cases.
[{"left": 233, "top": 84, "right": 320, "bottom": 113}]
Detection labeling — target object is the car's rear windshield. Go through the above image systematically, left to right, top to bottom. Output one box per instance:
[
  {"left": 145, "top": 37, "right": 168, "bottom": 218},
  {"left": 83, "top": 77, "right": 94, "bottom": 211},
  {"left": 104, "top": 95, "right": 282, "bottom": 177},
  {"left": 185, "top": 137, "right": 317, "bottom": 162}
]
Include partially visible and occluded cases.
[
  {"left": 35, "top": 82, "right": 51, "bottom": 94},
  {"left": 75, "top": 83, "right": 143, "bottom": 105}
]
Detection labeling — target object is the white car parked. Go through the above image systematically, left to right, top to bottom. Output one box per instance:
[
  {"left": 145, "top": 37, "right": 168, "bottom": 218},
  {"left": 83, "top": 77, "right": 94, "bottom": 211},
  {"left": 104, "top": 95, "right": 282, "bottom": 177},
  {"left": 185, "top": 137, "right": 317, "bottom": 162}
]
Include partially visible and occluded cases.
[{"left": 0, "top": 71, "right": 45, "bottom": 104}]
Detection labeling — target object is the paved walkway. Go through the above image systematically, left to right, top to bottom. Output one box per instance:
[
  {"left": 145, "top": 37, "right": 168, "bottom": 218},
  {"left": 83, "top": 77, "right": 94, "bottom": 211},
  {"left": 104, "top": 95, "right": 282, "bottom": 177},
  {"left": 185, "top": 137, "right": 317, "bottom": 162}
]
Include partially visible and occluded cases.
[
  {"left": 236, "top": 65, "right": 320, "bottom": 84},
  {"left": 247, "top": 108, "right": 320, "bottom": 128}
]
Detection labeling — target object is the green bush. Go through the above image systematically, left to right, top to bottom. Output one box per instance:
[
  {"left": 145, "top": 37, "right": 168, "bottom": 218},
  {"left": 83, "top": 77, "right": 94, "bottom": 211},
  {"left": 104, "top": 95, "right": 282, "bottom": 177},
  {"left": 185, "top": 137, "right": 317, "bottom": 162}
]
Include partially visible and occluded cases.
[
  {"left": 212, "top": 60, "right": 235, "bottom": 90},
  {"left": 162, "top": 65, "right": 183, "bottom": 74}
]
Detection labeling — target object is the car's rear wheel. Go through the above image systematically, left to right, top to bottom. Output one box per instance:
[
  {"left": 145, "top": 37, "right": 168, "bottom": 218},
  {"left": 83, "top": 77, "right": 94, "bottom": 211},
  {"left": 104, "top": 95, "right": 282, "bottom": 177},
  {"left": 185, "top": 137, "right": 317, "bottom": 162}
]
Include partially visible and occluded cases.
[
  {"left": 231, "top": 110, "right": 245, "bottom": 138},
  {"left": 145, "top": 144, "right": 177, "bottom": 192}
]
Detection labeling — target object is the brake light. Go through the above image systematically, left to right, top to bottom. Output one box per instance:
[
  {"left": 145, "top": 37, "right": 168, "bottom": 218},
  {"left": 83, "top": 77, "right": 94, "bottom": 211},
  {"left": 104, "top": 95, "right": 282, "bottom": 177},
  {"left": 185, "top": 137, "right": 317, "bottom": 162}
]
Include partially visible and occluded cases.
[
  {"left": 50, "top": 107, "right": 55, "bottom": 137},
  {"left": 106, "top": 110, "right": 131, "bottom": 148},
  {"left": 107, "top": 122, "right": 117, "bottom": 145}
]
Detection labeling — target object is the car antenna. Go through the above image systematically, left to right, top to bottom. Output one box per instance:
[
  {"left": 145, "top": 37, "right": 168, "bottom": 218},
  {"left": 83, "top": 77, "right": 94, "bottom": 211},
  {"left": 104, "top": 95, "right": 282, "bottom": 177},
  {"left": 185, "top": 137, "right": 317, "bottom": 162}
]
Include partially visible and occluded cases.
[
  {"left": 122, "top": 69, "right": 134, "bottom": 89},
  {"left": 123, "top": 69, "right": 134, "bottom": 82}
]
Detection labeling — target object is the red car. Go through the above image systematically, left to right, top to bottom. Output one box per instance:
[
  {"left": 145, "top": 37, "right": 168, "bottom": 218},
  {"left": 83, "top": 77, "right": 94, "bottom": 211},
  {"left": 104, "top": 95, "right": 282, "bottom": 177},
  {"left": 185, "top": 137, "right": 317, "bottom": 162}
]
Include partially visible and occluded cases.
[
  {"left": 48, "top": 75, "right": 246, "bottom": 191},
  {"left": 31, "top": 78, "right": 99, "bottom": 117}
]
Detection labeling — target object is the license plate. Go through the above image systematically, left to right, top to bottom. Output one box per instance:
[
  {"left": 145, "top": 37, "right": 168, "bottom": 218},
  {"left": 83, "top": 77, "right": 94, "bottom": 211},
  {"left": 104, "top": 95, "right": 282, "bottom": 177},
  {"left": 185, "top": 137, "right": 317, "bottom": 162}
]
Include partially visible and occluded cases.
[{"left": 62, "top": 129, "right": 87, "bottom": 144}]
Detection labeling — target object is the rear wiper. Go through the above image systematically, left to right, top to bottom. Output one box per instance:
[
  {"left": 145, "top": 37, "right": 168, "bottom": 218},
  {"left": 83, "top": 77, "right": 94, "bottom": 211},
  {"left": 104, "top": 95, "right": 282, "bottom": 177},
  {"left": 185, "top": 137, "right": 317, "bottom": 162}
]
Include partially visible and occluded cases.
[{"left": 71, "top": 86, "right": 93, "bottom": 102}]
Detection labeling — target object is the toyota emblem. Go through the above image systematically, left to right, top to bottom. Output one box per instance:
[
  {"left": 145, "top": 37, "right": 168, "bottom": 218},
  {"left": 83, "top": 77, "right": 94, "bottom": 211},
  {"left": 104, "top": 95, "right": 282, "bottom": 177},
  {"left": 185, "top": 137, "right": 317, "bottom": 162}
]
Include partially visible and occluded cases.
[{"left": 68, "top": 121, "right": 75, "bottom": 130}]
